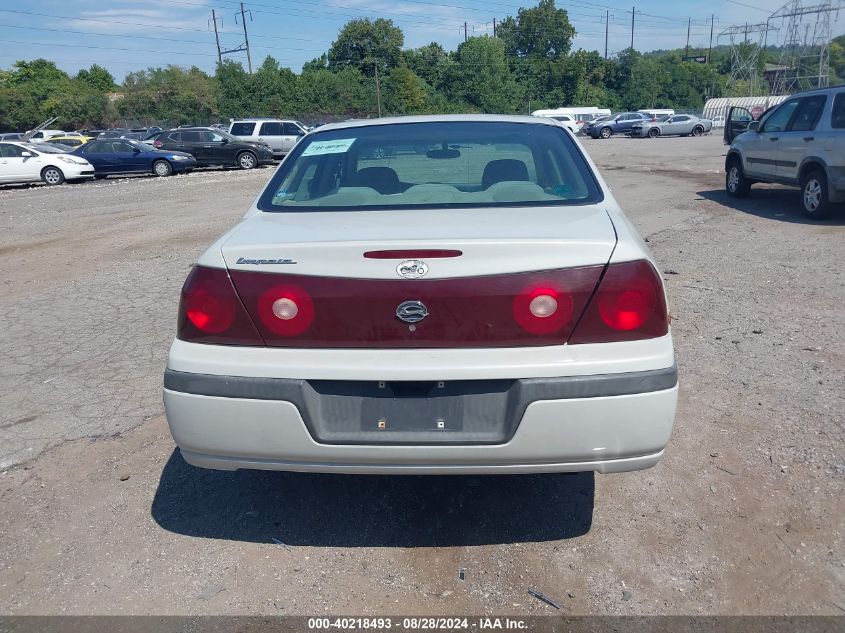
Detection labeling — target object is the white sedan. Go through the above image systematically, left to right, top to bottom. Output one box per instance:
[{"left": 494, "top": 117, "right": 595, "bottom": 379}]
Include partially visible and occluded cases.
[
  {"left": 163, "top": 115, "right": 678, "bottom": 475},
  {"left": 0, "top": 141, "right": 95, "bottom": 185}
]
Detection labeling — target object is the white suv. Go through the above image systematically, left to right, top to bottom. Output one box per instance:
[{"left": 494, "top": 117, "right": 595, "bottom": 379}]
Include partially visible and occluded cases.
[
  {"left": 725, "top": 85, "right": 845, "bottom": 219},
  {"left": 228, "top": 119, "right": 308, "bottom": 158}
]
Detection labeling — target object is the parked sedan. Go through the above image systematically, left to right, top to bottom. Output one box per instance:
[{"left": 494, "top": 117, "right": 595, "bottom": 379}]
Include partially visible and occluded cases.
[
  {"left": 584, "top": 112, "right": 652, "bottom": 138},
  {"left": 631, "top": 114, "right": 713, "bottom": 138},
  {"left": 163, "top": 115, "right": 678, "bottom": 475},
  {"left": 154, "top": 127, "right": 274, "bottom": 169},
  {"left": 71, "top": 139, "right": 196, "bottom": 178},
  {"left": 0, "top": 141, "right": 94, "bottom": 185}
]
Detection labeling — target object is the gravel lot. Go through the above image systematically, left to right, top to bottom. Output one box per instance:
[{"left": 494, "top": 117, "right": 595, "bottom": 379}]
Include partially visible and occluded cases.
[{"left": 0, "top": 135, "right": 842, "bottom": 616}]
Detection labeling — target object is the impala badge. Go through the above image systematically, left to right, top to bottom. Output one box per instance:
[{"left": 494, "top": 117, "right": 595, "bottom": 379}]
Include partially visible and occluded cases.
[
  {"left": 396, "top": 260, "right": 428, "bottom": 279},
  {"left": 396, "top": 300, "right": 428, "bottom": 324}
]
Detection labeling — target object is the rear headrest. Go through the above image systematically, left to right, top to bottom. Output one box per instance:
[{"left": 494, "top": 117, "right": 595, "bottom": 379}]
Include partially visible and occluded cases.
[
  {"left": 482, "top": 159, "right": 529, "bottom": 189},
  {"left": 354, "top": 166, "right": 402, "bottom": 194}
]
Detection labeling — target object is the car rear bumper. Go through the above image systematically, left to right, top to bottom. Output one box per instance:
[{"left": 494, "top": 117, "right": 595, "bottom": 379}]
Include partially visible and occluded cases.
[{"left": 163, "top": 364, "right": 678, "bottom": 474}]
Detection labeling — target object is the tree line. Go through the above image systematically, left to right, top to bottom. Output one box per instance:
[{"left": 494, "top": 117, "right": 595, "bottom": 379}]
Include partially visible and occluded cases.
[{"left": 1, "top": 0, "right": 843, "bottom": 132}]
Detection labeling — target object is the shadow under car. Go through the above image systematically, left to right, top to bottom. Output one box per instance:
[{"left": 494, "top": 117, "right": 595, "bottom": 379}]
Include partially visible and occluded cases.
[{"left": 151, "top": 449, "right": 595, "bottom": 547}]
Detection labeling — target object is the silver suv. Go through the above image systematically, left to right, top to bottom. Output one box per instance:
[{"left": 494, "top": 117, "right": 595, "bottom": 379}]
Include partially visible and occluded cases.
[
  {"left": 724, "top": 85, "right": 845, "bottom": 219},
  {"left": 228, "top": 119, "right": 308, "bottom": 158}
]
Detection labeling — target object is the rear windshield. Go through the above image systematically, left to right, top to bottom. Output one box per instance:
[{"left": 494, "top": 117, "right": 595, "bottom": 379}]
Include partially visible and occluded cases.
[
  {"left": 258, "top": 121, "right": 602, "bottom": 212},
  {"left": 231, "top": 122, "right": 256, "bottom": 136}
]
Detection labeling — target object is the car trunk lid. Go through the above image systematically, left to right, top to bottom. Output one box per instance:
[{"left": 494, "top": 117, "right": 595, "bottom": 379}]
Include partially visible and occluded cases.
[{"left": 220, "top": 206, "right": 617, "bottom": 348}]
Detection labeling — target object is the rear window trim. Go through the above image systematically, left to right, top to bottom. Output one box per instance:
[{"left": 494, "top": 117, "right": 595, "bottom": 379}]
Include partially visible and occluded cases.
[{"left": 257, "top": 121, "right": 605, "bottom": 213}]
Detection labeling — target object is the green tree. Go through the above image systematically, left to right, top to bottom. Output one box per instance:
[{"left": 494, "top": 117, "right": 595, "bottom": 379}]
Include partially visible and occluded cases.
[
  {"left": 497, "top": 0, "right": 576, "bottom": 59},
  {"left": 327, "top": 18, "right": 404, "bottom": 77},
  {"left": 830, "top": 34, "right": 845, "bottom": 83},
  {"left": 444, "top": 36, "right": 523, "bottom": 113},
  {"left": 402, "top": 43, "right": 450, "bottom": 91},
  {"left": 250, "top": 56, "right": 300, "bottom": 116},
  {"left": 215, "top": 60, "right": 252, "bottom": 118},
  {"left": 75, "top": 64, "right": 116, "bottom": 92},
  {"left": 118, "top": 65, "right": 217, "bottom": 125},
  {"left": 384, "top": 66, "right": 427, "bottom": 114}
]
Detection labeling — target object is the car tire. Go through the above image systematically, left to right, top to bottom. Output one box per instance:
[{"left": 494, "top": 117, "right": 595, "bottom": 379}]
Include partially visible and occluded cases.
[
  {"left": 692, "top": 126, "right": 704, "bottom": 137},
  {"left": 600, "top": 127, "right": 612, "bottom": 139},
  {"left": 648, "top": 128, "right": 660, "bottom": 138},
  {"left": 237, "top": 151, "right": 257, "bottom": 170},
  {"left": 726, "top": 158, "right": 751, "bottom": 198},
  {"left": 153, "top": 160, "right": 173, "bottom": 177},
  {"left": 41, "top": 166, "right": 64, "bottom": 186},
  {"left": 801, "top": 170, "right": 832, "bottom": 220}
]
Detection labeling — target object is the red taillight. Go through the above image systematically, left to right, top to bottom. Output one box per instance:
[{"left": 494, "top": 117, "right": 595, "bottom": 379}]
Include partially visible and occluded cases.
[
  {"left": 153, "top": 140, "right": 163, "bottom": 148},
  {"left": 569, "top": 260, "right": 669, "bottom": 344},
  {"left": 177, "top": 266, "right": 263, "bottom": 345},
  {"left": 256, "top": 284, "right": 314, "bottom": 336}
]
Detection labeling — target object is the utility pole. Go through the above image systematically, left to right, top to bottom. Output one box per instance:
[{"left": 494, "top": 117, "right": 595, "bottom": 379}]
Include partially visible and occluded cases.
[
  {"left": 239, "top": 2, "right": 253, "bottom": 74},
  {"left": 631, "top": 7, "right": 636, "bottom": 51},
  {"left": 211, "top": 9, "right": 222, "bottom": 67},
  {"left": 605, "top": 10, "right": 609, "bottom": 59},
  {"left": 708, "top": 14, "right": 715, "bottom": 64},
  {"left": 685, "top": 17, "right": 691, "bottom": 58},
  {"left": 493, "top": 18, "right": 496, "bottom": 37},
  {"left": 464, "top": 21, "right": 468, "bottom": 42},
  {"left": 374, "top": 63, "right": 382, "bottom": 117}
]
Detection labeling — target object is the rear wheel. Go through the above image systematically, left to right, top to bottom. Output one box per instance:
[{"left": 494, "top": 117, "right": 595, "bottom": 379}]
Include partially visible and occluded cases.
[
  {"left": 692, "top": 126, "right": 704, "bottom": 137},
  {"left": 600, "top": 127, "right": 612, "bottom": 139},
  {"left": 648, "top": 128, "right": 660, "bottom": 138},
  {"left": 237, "top": 151, "right": 257, "bottom": 170},
  {"left": 726, "top": 158, "right": 751, "bottom": 198},
  {"left": 153, "top": 160, "right": 173, "bottom": 177},
  {"left": 41, "top": 166, "right": 64, "bottom": 186},
  {"left": 801, "top": 170, "right": 832, "bottom": 220}
]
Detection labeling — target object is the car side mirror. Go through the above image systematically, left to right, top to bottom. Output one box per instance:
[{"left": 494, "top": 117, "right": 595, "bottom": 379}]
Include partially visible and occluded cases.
[
  {"left": 747, "top": 121, "right": 760, "bottom": 132},
  {"left": 221, "top": 138, "right": 229, "bottom": 144},
  {"left": 133, "top": 147, "right": 141, "bottom": 153},
  {"left": 21, "top": 151, "right": 32, "bottom": 157}
]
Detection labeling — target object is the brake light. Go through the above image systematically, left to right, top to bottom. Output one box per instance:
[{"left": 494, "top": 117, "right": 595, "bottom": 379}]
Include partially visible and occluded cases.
[
  {"left": 153, "top": 140, "right": 163, "bottom": 148},
  {"left": 364, "top": 250, "right": 462, "bottom": 259},
  {"left": 569, "top": 260, "right": 669, "bottom": 344},
  {"left": 177, "top": 266, "right": 263, "bottom": 345}
]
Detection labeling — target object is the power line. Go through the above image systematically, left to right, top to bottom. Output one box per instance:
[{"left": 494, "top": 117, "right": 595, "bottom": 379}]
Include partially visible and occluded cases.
[
  {"left": 723, "top": 0, "right": 773, "bottom": 12},
  {"left": 0, "top": 8, "right": 332, "bottom": 43}
]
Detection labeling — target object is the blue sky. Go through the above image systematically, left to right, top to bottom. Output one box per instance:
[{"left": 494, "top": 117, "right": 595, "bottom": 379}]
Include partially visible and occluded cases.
[{"left": 0, "top": 0, "right": 839, "bottom": 80}]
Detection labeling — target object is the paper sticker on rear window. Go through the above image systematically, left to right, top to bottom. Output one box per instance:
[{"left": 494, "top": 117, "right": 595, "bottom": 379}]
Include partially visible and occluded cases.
[{"left": 301, "top": 138, "right": 356, "bottom": 156}]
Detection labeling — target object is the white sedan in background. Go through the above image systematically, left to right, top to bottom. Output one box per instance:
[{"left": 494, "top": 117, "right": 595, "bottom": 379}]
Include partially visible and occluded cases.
[
  {"left": 163, "top": 115, "right": 678, "bottom": 476},
  {"left": 0, "top": 141, "right": 95, "bottom": 185}
]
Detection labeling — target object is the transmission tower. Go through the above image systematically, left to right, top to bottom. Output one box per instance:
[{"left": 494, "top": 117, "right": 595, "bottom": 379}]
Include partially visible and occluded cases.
[
  {"left": 769, "top": 0, "right": 842, "bottom": 94},
  {"left": 719, "top": 23, "right": 774, "bottom": 96}
]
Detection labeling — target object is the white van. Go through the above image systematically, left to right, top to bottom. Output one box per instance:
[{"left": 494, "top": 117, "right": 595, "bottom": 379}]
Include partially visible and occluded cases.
[
  {"left": 638, "top": 109, "right": 675, "bottom": 119},
  {"left": 228, "top": 119, "right": 308, "bottom": 158}
]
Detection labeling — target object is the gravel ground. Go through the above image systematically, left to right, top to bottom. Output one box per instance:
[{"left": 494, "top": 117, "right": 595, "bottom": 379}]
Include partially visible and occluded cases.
[{"left": 0, "top": 136, "right": 842, "bottom": 616}]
